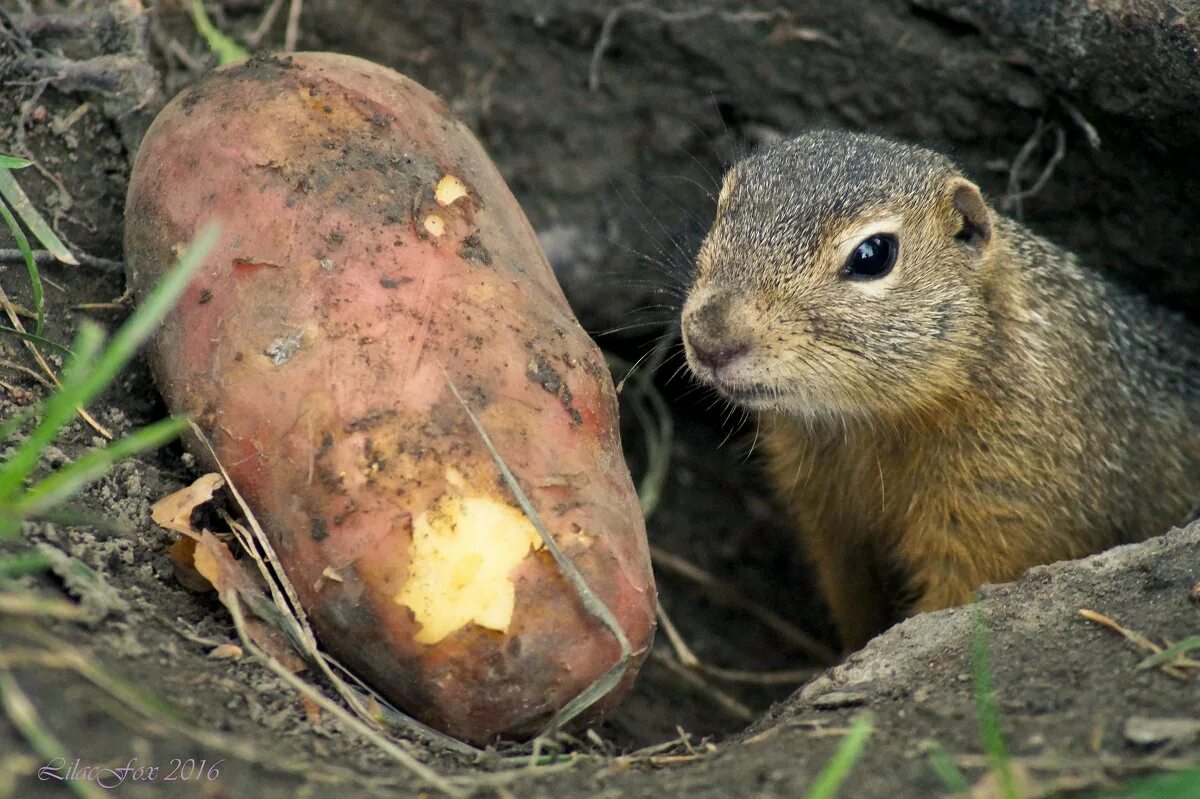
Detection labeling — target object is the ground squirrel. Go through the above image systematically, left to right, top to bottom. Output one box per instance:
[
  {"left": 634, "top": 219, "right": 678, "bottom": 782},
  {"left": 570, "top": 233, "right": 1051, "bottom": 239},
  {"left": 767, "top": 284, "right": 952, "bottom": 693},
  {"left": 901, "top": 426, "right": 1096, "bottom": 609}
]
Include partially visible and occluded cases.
[{"left": 680, "top": 130, "right": 1200, "bottom": 650}]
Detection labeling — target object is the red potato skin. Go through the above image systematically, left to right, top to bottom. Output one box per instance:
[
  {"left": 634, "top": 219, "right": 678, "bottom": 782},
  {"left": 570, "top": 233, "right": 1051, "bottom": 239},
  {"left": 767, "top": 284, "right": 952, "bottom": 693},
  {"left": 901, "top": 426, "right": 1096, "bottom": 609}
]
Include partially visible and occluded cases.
[{"left": 124, "top": 53, "right": 656, "bottom": 743}]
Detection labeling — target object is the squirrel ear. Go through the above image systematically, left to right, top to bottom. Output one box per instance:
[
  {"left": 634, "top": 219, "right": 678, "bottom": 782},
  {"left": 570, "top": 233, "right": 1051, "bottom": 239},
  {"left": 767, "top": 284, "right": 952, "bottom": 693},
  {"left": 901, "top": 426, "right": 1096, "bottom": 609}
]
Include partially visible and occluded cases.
[{"left": 948, "top": 178, "right": 991, "bottom": 247}]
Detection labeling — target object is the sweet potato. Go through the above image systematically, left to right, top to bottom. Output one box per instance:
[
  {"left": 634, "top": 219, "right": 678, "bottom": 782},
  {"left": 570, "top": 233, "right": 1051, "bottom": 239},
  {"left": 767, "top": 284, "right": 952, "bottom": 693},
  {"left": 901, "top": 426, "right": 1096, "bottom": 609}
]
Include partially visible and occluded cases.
[{"left": 124, "top": 53, "right": 656, "bottom": 743}]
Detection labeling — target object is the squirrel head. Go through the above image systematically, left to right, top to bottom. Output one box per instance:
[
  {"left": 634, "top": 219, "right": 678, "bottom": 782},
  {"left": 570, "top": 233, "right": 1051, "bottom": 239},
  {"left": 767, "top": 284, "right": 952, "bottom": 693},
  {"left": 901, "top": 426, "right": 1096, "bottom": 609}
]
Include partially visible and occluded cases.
[{"left": 681, "top": 130, "right": 997, "bottom": 420}]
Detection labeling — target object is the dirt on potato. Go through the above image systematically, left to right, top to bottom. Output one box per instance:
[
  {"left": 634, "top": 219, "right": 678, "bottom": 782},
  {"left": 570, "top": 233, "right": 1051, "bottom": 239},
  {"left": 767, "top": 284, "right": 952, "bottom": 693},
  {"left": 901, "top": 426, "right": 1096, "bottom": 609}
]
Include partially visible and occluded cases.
[{"left": 1, "top": 2, "right": 1198, "bottom": 798}]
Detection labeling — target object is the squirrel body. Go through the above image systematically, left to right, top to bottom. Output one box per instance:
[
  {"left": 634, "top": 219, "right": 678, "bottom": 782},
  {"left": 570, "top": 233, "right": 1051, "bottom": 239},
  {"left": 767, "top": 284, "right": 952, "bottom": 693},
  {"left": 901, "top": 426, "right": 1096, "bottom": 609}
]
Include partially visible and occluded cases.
[{"left": 681, "top": 131, "right": 1200, "bottom": 649}]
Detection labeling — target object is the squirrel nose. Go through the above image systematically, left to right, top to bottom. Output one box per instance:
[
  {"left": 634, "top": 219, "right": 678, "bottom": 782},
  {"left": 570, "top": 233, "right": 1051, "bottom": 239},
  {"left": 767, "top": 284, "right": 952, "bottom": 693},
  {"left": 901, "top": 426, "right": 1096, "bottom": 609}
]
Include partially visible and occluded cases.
[
  {"left": 683, "top": 292, "right": 753, "bottom": 373},
  {"left": 688, "top": 337, "right": 751, "bottom": 372}
]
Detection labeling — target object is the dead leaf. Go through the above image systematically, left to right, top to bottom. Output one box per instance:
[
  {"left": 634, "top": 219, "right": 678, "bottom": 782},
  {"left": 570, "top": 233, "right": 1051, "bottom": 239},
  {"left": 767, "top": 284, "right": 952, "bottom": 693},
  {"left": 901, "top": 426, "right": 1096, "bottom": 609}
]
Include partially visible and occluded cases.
[
  {"left": 151, "top": 473, "right": 225, "bottom": 539},
  {"left": 192, "top": 532, "right": 306, "bottom": 674},
  {"left": 193, "top": 532, "right": 259, "bottom": 596},
  {"left": 168, "top": 537, "right": 213, "bottom": 593},
  {"left": 313, "top": 565, "right": 344, "bottom": 592},
  {"left": 244, "top": 616, "right": 307, "bottom": 674},
  {"left": 209, "top": 644, "right": 244, "bottom": 660},
  {"left": 970, "top": 763, "right": 1040, "bottom": 799}
]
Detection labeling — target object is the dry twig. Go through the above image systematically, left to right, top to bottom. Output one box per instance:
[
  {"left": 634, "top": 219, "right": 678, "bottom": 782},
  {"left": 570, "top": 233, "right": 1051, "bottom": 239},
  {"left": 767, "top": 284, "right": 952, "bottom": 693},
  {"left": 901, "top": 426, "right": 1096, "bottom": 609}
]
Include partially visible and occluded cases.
[
  {"left": 245, "top": 0, "right": 286, "bottom": 46},
  {"left": 284, "top": 0, "right": 302, "bottom": 51},
  {"left": 589, "top": 5, "right": 810, "bottom": 91},
  {"left": 1004, "top": 119, "right": 1067, "bottom": 216},
  {"left": 0, "top": 247, "right": 120, "bottom": 273},
  {"left": 0, "top": 282, "right": 114, "bottom": 439},
  {"left": 443, "top": 371, "right": 635, "bottom": 736},
  {"left": 187, "top": 423, "right": 478, "bottom": 756},
  {"left": 651, "top": 544, "right": 836, "bottom": 664},
  {"left": 224, "top": 592, "right": 464, "bottom": 797},
  {"left": 657, "top": 602, "right": 817, "bottom": 685},
  {"left": 1077, "top": 608, "right": 1192, "bottom": 681},
  {"left": 0, "top": 628, "right": 439, "bottom": 794},
  {"left": 649, "top": 649, "right": 755, "bottom": 721},
  {"left": 0, "top": 669, "right": 104, "bottom": 799}
]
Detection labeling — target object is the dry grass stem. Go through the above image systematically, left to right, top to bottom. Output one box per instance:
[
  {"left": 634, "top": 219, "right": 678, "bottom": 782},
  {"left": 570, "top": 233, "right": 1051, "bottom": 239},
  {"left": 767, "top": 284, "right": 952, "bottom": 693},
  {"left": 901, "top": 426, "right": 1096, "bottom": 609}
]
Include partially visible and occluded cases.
[
  {"left": 651, "top": 544, "right": 836, "bottom": 664},
  {"left": 1077, "top": 609, "right": 1192, "bottom": 681}
]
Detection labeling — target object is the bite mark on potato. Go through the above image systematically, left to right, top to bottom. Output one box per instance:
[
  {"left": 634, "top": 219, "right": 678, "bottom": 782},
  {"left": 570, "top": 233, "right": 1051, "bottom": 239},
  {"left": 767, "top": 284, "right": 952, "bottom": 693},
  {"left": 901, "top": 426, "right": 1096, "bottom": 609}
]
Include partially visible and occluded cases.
[
  {"left": 434, "top": 174, "right": 470, "bottom": 206},
  {"left": 423, "top": 213, "right": 446, "bottom": 238},
  {"left": 395, "top": 468, "right": 545, "bottom": 645}
]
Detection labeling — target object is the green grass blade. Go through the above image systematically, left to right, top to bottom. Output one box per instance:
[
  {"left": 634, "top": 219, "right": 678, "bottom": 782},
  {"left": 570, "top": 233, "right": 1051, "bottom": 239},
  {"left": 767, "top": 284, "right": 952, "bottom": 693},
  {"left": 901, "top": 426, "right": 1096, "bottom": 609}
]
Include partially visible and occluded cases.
[
  {"left": 189, "top": 0, "right": 250, "bottom": 64},
  {"left": 0, "top": 156, "right": 32, "bottom": 169},
  {"left": 0, "top": 167, "right": 77, "bottom": 265},
  {"left": 0, "top": 195, "right": 44, "bottom": 336},
  {"left": 65, "top": 223, "right": 218, "bottom": 420},
  {"left": 0, "top": 225, "right": 214, "bottom": 535},
  {"left": 0, "top": 323, "right": 104, "bottom": 503},
  {"left": 0, "top": 325, "right": 73, "bottom": 356},
  {"left": 15, "top": 417, "right": 189, "bottom": 516},
  {"left": 26, "top": 506, "right": 133, "bottom": 537},
  {"left": 0, "top": 550, "right": 51, "bottom": 578},
  {"left": 972, "top": 605, "right": 1021, "bottom": 799},
  {"left": 1136, "top": 635, "right": 1200, "bottom": 670},
  {"left": 0, "top": 671, "right": 107, "bottom": 799},
  {"left": 803, "top": 714, "right": 874, "bottom": 799},
  {"left": 927, "top": 741, "right": 970, "bottom": 795},
  {"left": 1085, "top": 766, "right": 1200, "bottom": 799}
]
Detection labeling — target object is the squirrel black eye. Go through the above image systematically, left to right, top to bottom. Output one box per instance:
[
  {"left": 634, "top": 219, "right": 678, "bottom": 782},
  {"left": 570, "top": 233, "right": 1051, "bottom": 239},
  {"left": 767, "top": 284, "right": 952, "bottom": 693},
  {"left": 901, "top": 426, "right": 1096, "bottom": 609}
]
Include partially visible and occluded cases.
[{"left": 842, "top": 234, "right": 898, "bottom": 280}]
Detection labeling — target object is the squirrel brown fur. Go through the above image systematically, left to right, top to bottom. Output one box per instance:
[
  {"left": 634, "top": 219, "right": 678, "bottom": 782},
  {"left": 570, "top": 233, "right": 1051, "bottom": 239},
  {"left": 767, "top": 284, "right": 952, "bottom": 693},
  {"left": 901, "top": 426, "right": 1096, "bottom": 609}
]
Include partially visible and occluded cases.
[{"left": 681, "top": 130, "right": 1200, "bottom": 650}]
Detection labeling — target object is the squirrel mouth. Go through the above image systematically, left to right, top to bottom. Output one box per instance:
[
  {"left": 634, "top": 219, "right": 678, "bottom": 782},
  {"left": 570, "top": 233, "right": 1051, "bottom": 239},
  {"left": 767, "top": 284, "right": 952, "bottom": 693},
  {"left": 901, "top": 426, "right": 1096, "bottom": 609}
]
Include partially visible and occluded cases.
[{"left": 714, "top": 382, "right": 777, "bottom": 404}]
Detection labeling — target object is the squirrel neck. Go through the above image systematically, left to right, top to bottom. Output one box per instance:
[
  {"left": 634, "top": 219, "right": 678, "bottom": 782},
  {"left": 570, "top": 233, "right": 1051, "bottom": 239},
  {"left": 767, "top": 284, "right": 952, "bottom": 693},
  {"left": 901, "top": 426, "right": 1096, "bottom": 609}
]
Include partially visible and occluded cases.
[
  {"left": 974, "top": 218, "right": 1075, "bottom": 385},
  {"left": 973, "top": 224, "right": 1030, "bottom": 379}
]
